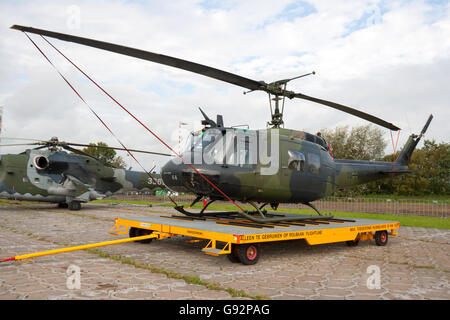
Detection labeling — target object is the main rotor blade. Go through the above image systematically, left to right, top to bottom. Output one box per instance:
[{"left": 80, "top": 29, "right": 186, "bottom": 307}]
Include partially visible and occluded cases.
[
  {"left": 11, "top": 25, "right": 264, "bottom": 91},
  {"left": 11, "top": 25, "right": 400, "bottom": 131},
  {"left": 292, "top": 92, "right": 400, "bottom": 131},
  {"left": 1, "top": 137, "right": 42, "bottom": 142},
  {"left": 63, "top": 142, "right": 171, "bottom": 157},
  {"left": 0, "top": 143, "right": 40, "bottom": 147},
  {"left": 60, "top": 144, "right": 101, "bottom": 161},
  {"left": 32, "top": 146, "right": 48, "bottom": 150}
]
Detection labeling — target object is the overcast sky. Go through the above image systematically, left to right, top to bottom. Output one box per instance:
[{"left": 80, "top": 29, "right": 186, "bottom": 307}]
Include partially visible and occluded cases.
[{"left": 0, "top": 0, "right": 449, "bottom": 171}]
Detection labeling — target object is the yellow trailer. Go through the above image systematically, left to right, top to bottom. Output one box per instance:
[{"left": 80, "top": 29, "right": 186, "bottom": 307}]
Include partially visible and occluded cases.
[
  {"left": 1, "top": 212, "right": 399, "bottom": 265},
  {"left": 110, "top": 213, "right": 400, "bottom": 265}
]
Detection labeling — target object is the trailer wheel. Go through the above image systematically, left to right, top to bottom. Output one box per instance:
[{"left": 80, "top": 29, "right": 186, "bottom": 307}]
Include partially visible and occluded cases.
[
  {"left": 68, "top": 201, "right": 81, "bottom": 211},
  {"left": 129, "top": 227, "right": 153, "bottom": 244},
  {"left": 129, "top": 227, "right": 138, "bottom": 238},
  {"left": 375, "top": 230, "right": 388, "bottom": 246},
  {"left": 346, "top": 239, "right": 359, "bottom": 246},
  {"left": 227, "top": 244, "right": 241, "bottom": 263},
  {"left": 237, "top": 244, "right": 260, "bottom": 265}
]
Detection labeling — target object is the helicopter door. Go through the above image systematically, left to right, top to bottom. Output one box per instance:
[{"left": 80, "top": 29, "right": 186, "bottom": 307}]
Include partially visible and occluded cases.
[
  {"left": 222, "top": 134, "right": 256, "bottom": 200},
  {"left": 236, "top": 135, "right": 256, "bottom": 198},
  {"left": 254, "top": 138, "right": 287, "bottom": 202},
  {"left": 285, "top": 148, "right": 324, "bottom": 202},
  {"left": 285, "top": 149, "right": 308, "bottom": 201},
  {"left": 320, "top": 149, "right": 335, "bottom": 196},
  {"left": 306, "top": 151, "right": 324, "bottom": 190}
]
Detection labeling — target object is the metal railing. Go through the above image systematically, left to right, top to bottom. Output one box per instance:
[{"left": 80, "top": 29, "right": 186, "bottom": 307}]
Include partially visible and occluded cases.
[
  {"left": 109, "top": 193, "right": 449, "bottom": 218},
  {"left": 310, "top": 197, "right": 448, "bottom": 217}
]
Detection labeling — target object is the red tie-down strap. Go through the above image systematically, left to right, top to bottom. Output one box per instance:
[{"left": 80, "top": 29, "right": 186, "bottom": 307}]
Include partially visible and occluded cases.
[
  {"left": 23, "top": 32, "right": 161, "bottom": 187},
  {"left": 24, "top": 32, "right": 245, "bottom": 213},
  {"left": 390, "top": 130, "right": 401, "bottom": 170}
]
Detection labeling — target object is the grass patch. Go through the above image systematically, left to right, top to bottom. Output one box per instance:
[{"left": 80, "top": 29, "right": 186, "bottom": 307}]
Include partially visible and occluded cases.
[
  {"left": 346, "top": 194, "right": 450, "bottom": 202},
  {"left": 0, "top": 199, "right": 41, "bottom": 206},
  {"left": 93, "top": 199, "right": 162, "bottom": 206},
  {"left": 330, "top": 211, "right": 450, "bottom": 229},
  {"left": 86, "top": 248, "right": 266, "bottom": 299}
]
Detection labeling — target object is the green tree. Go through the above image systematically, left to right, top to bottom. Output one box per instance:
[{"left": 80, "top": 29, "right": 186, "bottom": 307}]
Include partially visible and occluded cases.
[
  {"left": 320, "top": 124, "right": 387, "bottom": 196},
  {"left": 321, "top": 124, "right": 387, "bottom": 160},
  {"left": 321, "top": 125, "right": 449, "bottom": 197},
  {"left": 358, "top": 140, "right": 449, "bottom": 196},
  {"left": 421, "top": 140, "right": 450, "bottom": 195},
  {"left": 82, "top": 142, "right": 127, "bottom": 169}
]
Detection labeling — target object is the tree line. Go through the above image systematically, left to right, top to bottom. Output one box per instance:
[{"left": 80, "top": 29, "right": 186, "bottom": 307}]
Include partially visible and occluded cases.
[{"left": 321, "top": 125, "right": 449, "bottom": 197}]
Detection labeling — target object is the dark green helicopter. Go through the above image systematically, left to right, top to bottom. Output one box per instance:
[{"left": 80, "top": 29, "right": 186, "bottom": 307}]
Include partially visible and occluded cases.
[
  {"left": 11, "top": 25, "right": 433, "bottom": 222},
  {"left": 0, "top": 137, "right": 168, "bottom": 210}
]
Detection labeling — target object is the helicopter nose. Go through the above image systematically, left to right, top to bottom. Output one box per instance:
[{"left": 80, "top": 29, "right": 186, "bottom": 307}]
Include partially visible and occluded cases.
[
  {"left": 161, "top": 156, "right": 221, "bottom": 195},
  {"left": 161, "top": 158, "right": 182, "bottom": 190}
]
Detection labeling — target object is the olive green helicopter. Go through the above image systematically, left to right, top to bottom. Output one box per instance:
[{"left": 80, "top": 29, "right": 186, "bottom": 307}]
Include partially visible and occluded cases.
[
  {"left": 10, "top": 25, "right": 433, "bottom": 223},
  {"left": 0, "top": 136, "right": 168, "bottom": 210}
]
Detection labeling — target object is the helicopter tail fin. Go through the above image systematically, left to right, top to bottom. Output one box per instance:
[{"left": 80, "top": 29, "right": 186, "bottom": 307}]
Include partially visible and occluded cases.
[{"left": 395, "top": 114, "right": 433, "bottom": 166}]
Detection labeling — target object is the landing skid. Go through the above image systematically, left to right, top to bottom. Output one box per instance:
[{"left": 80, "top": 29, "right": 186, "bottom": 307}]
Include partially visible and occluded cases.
[{"left": 173, "top": 200, "right": 334, "bottom": 224}]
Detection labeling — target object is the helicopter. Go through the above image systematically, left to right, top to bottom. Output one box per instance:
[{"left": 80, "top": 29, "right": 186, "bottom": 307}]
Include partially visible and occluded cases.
[
  {"left": 10, "top": 25, "right": 433, "bottom": 222},
  {"left": 0, "top": 136, "right": 169, "bottom": 210}
]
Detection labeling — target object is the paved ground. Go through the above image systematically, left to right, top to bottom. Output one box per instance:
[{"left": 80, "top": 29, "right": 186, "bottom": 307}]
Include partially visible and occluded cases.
[{"left": 0, "top": 202, "right": 448, "bottom": 300}]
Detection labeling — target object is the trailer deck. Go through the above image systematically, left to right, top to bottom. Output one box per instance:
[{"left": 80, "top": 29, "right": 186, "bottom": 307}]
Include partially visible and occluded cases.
[{"left": 110, "top": 212, "right": 400, "bottom": 265}]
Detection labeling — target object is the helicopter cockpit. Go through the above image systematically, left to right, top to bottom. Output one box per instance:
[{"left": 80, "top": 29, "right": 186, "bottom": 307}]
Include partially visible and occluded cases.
[
  {"left": 182, "top": 128, "right": 256, "bottom": 167},
  {"left": 186, "top": 129, "right": 219, "bottom": 153}
]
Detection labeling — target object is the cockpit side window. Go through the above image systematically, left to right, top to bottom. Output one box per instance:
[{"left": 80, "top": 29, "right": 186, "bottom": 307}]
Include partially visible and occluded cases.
[
  {"left": 182, "top": 128, "right": 219, "bottom": 154},
  {"left": 190, "top": 130, "right": 218, "bottom": 152},
  {"left": 224, "top": 130, "right": 256, "bottom": 167},
  {"left": 239, "top": 137, "right": 251, "bottom": 166},
  {"left": 288, "top": 150, "right": 305, "bottom": 171},
  {"left": 308, "top": 153, "right": 321, "bottom": 174}
]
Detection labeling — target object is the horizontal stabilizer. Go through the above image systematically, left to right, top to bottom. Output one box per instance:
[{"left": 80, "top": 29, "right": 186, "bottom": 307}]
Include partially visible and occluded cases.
[{"left": 379, "top": 170, "right": 414, "bottom": 175}]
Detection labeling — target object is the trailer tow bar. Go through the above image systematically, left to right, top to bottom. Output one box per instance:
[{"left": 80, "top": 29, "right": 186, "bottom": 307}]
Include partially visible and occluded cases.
[{"left": 0, "top": 234, "right": 157, "bottom": 264}]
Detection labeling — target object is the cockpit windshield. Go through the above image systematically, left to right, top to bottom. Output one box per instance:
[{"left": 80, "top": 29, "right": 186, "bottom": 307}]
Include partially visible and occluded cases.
[
  {"left": 181, "top": 128, "right": 256, "bottom": 166},
  {"left": 183, "top": 129, "right": 222, "bottom": 153}
]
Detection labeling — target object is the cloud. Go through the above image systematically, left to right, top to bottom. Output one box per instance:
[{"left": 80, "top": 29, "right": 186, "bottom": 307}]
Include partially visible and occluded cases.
[{"left": 0, "top": 0, "right": 448, "bottom": 171}]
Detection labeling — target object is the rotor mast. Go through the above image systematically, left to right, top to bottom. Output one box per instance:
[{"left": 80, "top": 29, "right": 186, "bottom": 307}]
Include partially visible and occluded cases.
[
  {"left": 265, "top": 71, "right": 315, "bottom": 128},
  {"left": 268, "top": 95, "right": 284, "bottom": 128}
]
